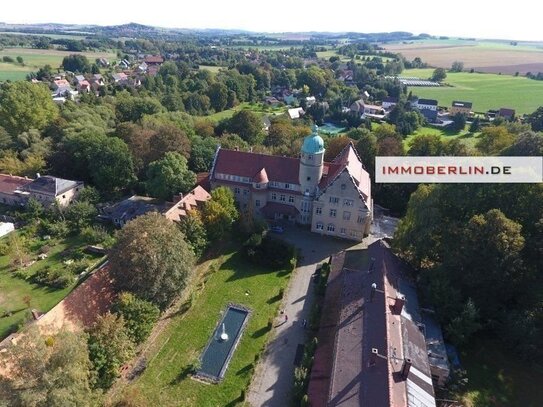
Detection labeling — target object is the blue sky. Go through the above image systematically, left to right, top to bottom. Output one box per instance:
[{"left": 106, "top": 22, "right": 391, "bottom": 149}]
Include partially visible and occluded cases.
[{"left": 2, "top": 0, "right": 542, "bottom": 41}]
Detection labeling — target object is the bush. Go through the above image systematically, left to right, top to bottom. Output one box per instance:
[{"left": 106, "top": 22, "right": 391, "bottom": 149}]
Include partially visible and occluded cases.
[
  {"left": 41, "top": 220, "right": 70, "bottom": 238},
  {"left": 81, "top": 225, "right": 112, "bottom": 245},
  {"left": 243, "top": 234, "right": 296, "bottom": 270},
  {"left": 32, "top": 266, "right": 74, "bottom": 288},
  {"left": 112, "top": 292, "right": 160, "bottom": 345}
]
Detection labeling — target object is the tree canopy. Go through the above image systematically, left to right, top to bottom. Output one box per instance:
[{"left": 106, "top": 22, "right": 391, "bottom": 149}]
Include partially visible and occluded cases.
[
  {"left": 145, "top": 152, "right": 196, "bottom": 200},
  {"left": 108, "top": 213, "right": 196, "bottom": 309}
]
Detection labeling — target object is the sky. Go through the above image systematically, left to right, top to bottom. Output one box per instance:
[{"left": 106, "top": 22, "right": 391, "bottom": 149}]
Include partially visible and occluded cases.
[{"left": 2, "top": 0, "right": 542, "bottom": 42}]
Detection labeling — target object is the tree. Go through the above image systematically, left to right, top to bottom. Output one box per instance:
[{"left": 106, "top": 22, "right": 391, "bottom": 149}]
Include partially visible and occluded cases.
[
  {"left": 61, "top": 54, "right": 91, "bottom": 73},
  {"left": 450, "top": 61, "right": 464, "bottom": 72},
  {"left": 431, "top": 68, "right": 447, "bottom": 82},
  {"left": 0, "top": 82, "right": 58, "bottom": 135},
  {"left": 207, "top": 82, "right": 228, "bottom": 112},
  {"left": 115, "top": 96, "right": 163, "bottom": 122},
  {"left": 525, "top": 106, "right": 543, "bottom": 131},
  {"left": 227, "top": 110, "right": 264, "bottom": 145},
  {"left": 448, "top": 113, "right": 467, "bottom": 132},
  {"left": 469, "top": 117, "right": 481, "bottom": 132},
  {"left": 265, "top": 120, "right": 294, "bottom": 148},
  {"left": 147, "top": 124, "right": 191, "bottom": 162},
  {"left": 476, "top": 126, "right": 515, "bottom": 154},
  {"left": 501, "top": 131, "right": 543, "bottom": 156},
  {"left": 355, "top": 132, "right": 377, "bottom": 177},
  {"left": 408, "top": 134, "right": 444, "bottom": 156},
  {"left": 188, "top": 136, "right": 217, "bottom": 173},
  {"left": 324, "top": 136, "right": 352, "bottom": 162},
  {"left": 146, "top": 152, "right": 196, "bottom": 200},
  {"left": 201, "top": 187, "right": 239, "bottom": 241},
  {"left": 64, "top": 201, "right": 98, "bottom": 231},
  {"left": 177, "top": 210, "right": 208, "bottom": 257},
  {"left": 108, "top": 213, "right": 195, "bottom": 309},
  {"left": 6, "top": 232, "right": 30, "bottom": 269},
  {"left": 113, "top": 292, "right": 160, "bottom": 345},
  {"left": 445, "top": 299, "right": 481, "bottom": 345},
  {"left": 88, "top": 313, "right": 135, "bottom": 389},
  {"left": 0, "top": 328, "right": 98, "bottom": 406}
]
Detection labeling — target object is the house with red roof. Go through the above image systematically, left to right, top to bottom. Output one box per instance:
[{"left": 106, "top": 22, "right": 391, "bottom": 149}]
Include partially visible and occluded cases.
[{"left": 209, "top": 124, "right": 372, "bottom": 241}]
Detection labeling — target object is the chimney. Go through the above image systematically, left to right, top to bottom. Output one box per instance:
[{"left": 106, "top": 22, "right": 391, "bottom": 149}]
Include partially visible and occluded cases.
[
  {"left": 370, "top": 283, "right": 377, "bottom": 302},
  {"left": 394, "top": 294, "right": 406, "bottom": 314},
  {"left": 369, "top": 348, "right": 378, "bottom": 367},
  {"left": 401, "top": 358, "right": 412, "bottom": 380}
]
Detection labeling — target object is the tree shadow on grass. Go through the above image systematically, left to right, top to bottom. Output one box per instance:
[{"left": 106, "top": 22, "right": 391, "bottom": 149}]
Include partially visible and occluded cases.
[
  {"left": 223, "top": 253, "right": 279, "bottom": 283},
  {"left": 266, "top": 292, "right": 282, "bottom": 304},
  {"left": 251, "top": 325, "right": 270, "bottom": 339},
  {"left": 236, "top": 363, "right": 254, "bottom": 376},
  {"left": 169, "top": 364, "right": 193, "bottom": 385},
  {"left": 224, "top": 392, "right": 245, "bottom": 407}
]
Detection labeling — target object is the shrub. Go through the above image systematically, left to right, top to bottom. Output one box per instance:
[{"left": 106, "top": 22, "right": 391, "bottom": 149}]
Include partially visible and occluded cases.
[
  {"left": 81, "top": 225, "right": 112, "bottom": 245},
  {"left": 243, "top": 234, "right": 296, "bottom": 270},
  {"left": 32, "top": 266, "right": 74, "bottom": 288},
  {"left": 112, "top": 292, "right": 160, "bottom": 345}
]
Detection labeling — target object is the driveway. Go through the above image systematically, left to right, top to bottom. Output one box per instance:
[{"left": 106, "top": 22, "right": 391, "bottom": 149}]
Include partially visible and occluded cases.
[{"left": 247, "top": 225, "right": 363, "bottom": 407}]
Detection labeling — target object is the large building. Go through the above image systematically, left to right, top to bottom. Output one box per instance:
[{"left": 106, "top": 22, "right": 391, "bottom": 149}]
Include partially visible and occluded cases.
[
  {"left": 209, "top": 125, "right": 372, "bottom": 241},
  {"left": 308, "top": 240, "right": 449, "bottom": 407}
]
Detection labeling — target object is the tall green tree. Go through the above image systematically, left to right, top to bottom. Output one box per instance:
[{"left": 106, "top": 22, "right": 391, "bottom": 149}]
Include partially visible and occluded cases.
[
  {"left": 62, "top": 54, "right": 91, "bottom": 73},
  {"left": 431, "top": 68, "right": 447, "bottom": 82},
  {"left": 0, "top": 82, "right": 58, "bottom": 135},
  {"left": 227, "top": 110, "right": 264, "bottom": 145},
  {"left": 146, "top": 152, "right": 196, "bottom": 200},
  {"left": 201, "top": 187, "right": 239, "bottom": 241},
  {"left": 177, "top": 210, "right": 208, "bottom": 257},
  {"left": 108, "top": 213, "right": 195, "bottom": 309}
]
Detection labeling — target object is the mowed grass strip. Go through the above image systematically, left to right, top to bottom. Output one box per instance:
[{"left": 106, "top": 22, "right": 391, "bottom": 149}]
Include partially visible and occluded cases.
[
  {"left": 403, "top": 68, "right": 543, "bottom": 114},
  {"left": 120, "top": 249, "right": 292, "bottom": 407}
]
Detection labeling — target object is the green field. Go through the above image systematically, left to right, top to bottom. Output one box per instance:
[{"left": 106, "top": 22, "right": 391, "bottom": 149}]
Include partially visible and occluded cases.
[
  {"left": 0, "top": 31, "right": 87, "bottom": 40},
  {"left": 0, "top": 47, "right": 117, "bottom": 81},
  {"left": 316, "top": 49, "right": 394, "bottom": 62},
  {"left": 198, "top": 65, "right": 225, "bottom": 73},
  {"left": 403, "top": 68, "right": 543, "bottom": 114},
  {"left": 403, "top": 125, "right": 478, "bottom": 150},
  {"left": 0, "top": 233, "right": 101, "bottom": 339},
  {"left": 114, "top": 248, "right": 292, "bottom": 406},
  {"left": 455, "top": 337, "right": 543, "bottom": 407}
]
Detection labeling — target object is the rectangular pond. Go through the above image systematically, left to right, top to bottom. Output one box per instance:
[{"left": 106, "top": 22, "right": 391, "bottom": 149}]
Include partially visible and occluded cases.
[{"left": 197, "top": 305, "right": 250, "bottom": 382}]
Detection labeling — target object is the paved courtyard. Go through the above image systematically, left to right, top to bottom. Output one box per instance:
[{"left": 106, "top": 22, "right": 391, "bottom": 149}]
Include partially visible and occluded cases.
[{"left": 247, "top": 225, "right": 366, "bottom": 407}]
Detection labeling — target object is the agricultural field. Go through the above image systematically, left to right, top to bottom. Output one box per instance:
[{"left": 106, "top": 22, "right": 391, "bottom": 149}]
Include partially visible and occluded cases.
[
  {"left": 0, "top": 31, "right": 87, "bottom": 40},
  {"left": 383, "top": 39, "right": 543, "bottom": 75},
  {"left": 0, "top": 47, "right": 117, "bottom": 81},
  {"left": 402, "top": 68, "right": 543, "bottom": 114},
  {"left": 403, "top": 125, "right": 478, "bottom": 150},
  {"left": 0, "top": 232, "right": 103, "bottom": 340},
  {"left": 111, "top": 248, "right": 292, "bottom": 406}
]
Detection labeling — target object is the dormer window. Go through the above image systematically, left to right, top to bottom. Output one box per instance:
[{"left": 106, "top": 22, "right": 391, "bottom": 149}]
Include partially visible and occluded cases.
[{"left": 308, "top": 154, "right": 313, "bottom": 160}]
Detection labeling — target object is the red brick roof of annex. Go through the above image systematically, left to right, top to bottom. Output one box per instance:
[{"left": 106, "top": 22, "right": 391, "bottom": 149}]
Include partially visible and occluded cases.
[{"left": 0, "top": 174, "right": 32, "bottom": 195}]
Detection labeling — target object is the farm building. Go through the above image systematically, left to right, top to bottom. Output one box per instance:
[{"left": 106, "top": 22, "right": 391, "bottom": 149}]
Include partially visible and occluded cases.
[{"left": 450, "top": 100, "right": 473, "bottom": 116}]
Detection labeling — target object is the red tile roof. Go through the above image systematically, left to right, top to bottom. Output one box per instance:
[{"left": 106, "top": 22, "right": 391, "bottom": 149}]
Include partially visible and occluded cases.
[
  {"left": 144, "top": 55, "right": 164, "bottom": 64},
  {"left": 213, "top": 149, "right": 301, "bottom": 185},
  {"left": 253, "top": 168, "right": 269, "bottom": 183},
  {"left": 0, "top": 174, "right": 31, "bottom": 195}
]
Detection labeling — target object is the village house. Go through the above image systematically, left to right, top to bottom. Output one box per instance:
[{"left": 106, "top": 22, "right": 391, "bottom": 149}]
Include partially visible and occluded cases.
[
  {"left": 144, "top": 55, "right": 164, "bottom": 66},
  {"left": 111, "top": 72, "right": 129, "bottom": 84},
  {"left": 382, "top": 96, "right": 398, "bottom": 110},
  {"left": 413, "top": 98, "right": 438, "bottom": 122},
  {"left": 349, "top": 99, "right": 386, "bottom": 120},
  {"left": 450, "top": 100, "right": 473, "bottom": 116},
  {"left": 287, "top": 107, "right": 305, "bottom": 120},
  {"left": 498, "top": 107, "right": 516, "bottom": 120},
  {"left": 209, "top": 125, "right": 372, "bottom": 241},
  {"left": 0, "top": 174, "right": 83, "bottom": 207},
  {"left": 99, "top": 186, "right": 211, "bottom": 227},
  {"left": 307, "top": 240, "right": 449, "bottom": 407}
]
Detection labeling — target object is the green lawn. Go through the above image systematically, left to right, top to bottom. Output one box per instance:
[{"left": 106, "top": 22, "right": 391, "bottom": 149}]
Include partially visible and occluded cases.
[
  {"left": 0, "top": 47, "right": 117, "bottom": 81},
  {"left": 198, "top": 65, "right": 225, "bottom": 74},
  {"left": 403, "top": 68, "right": 543, "bottom": 114},
  {"left": 204, "top": 102, "right": 287, "bottom": 122},
  {"left": 403, "top": 125, "right": 479, "bottom": 150},
  {"left": 0, "top": 233, "right": 100, "bottom": 339},
  {"left": 115, "top": 249, "right": 292, "bottom": 407},
  {"left": 455, "top": 337, "right": 543, "bottom": 407}
]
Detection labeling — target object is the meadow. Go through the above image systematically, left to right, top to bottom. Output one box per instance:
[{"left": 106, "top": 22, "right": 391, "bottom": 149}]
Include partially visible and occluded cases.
[
  {"left": 383, "top": 39, "right": 543, "bottom": 75},
  {"left": 0, "top": 47, "right": 117, "bottom": 81},
  {"left": 403, "top": 68, "right": 543, "bottom": 114},
  {"left": 111, "top": 248, "right": 292, "bottom": 407}
]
